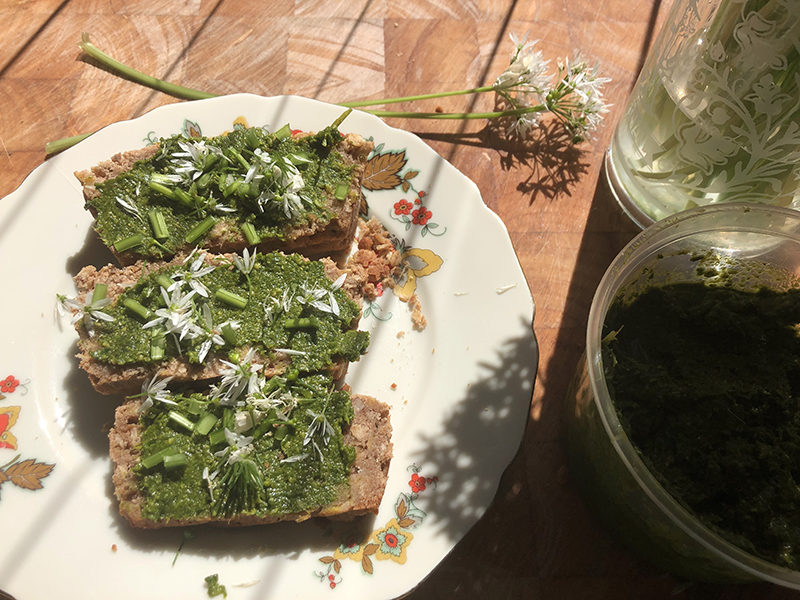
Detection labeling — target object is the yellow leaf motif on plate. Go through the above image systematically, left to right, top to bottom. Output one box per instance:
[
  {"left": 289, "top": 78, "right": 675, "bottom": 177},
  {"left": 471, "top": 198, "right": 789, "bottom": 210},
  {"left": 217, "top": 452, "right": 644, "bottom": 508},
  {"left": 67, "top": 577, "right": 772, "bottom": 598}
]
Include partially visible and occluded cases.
[
  {"left": 233, "top": 116, "right": 250, "bottom": 129},
  {"left": 394, "top": 248, "right": 444, "bottom": 301}
]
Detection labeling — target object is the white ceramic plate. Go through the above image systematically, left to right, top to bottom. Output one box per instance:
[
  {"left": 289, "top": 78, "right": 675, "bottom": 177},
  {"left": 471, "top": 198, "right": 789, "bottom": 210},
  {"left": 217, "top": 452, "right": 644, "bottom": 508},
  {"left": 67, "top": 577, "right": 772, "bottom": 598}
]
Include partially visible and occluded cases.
[{"left": 0, "top": 95, "right": 537, "bottom": 600}]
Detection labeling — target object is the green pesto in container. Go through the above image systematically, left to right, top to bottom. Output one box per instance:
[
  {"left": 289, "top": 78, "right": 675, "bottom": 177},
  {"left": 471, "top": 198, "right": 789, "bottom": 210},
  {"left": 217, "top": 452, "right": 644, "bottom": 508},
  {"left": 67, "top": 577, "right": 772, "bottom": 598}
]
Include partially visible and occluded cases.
[
  {"left": 87, "top": 120, "right": 356, "bottom": 260},
  {"left": 89, "top": 251, "right": 369, "bottom": 373},
  {"left": 603, "top": 279, "right": 800, "bottom": 569},
  {"left": 135, "top": 373, "right": 356, "bottom": 521}
]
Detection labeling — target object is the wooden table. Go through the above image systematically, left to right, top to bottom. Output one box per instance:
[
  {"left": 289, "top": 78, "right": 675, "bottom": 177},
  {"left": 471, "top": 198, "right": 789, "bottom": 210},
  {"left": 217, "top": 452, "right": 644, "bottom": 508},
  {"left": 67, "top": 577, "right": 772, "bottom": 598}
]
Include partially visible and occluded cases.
[{"left": 2, "top": 1, "right": 800, "bottom": 599}]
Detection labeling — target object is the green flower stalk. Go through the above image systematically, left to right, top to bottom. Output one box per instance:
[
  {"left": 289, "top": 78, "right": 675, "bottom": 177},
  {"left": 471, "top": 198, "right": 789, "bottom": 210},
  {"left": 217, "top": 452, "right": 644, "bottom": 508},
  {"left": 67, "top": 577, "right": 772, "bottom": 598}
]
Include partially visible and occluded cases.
[
  {"left": 46, "top": 32, "right": 610, "bottom": 154},
  {"left": 78, "top": 32, "right": 215, "bottom": 101}
]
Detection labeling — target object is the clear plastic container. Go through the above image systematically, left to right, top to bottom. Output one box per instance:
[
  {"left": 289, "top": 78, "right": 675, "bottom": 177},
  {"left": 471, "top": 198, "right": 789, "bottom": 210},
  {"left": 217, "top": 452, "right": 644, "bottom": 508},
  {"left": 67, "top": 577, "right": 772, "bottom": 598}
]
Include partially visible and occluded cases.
[{"left": 565, "top": 203, "right": 800, "bottom": 586}]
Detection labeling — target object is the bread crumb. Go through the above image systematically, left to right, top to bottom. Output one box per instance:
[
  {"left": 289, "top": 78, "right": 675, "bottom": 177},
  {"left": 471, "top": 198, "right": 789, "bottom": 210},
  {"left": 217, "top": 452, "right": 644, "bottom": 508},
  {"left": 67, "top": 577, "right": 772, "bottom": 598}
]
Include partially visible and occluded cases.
[
  {"left": 408, "top": 294, "right": 427, "bottom": 331},
  {"left": 396, "top": 331, "right": 405, "bottom": 339},
  {"left": 391, "top": 383, "right": 397, "bottom": 390},
  {"left": 111, "top": 544, "right": 118, "bottom": 552}
]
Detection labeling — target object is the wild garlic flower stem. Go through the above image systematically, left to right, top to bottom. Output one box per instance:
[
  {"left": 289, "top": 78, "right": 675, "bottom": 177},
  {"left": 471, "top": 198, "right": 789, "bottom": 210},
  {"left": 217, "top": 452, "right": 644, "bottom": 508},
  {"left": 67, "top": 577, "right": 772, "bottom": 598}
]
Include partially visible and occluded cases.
[
  {"left": 46, "top": 32, "right": 607, "bottom": 154},
  {"left": 78, "top": 32, "right": 217, "bottom": 101},
  {"left": 340, "top": 86, "right": 496, "bottom": 108},
  {"left": 367, "top": 105, "right": 547, "bottom": 120},
  {"left": 44, "top": 133, "right": 91, "bottom": 155}
]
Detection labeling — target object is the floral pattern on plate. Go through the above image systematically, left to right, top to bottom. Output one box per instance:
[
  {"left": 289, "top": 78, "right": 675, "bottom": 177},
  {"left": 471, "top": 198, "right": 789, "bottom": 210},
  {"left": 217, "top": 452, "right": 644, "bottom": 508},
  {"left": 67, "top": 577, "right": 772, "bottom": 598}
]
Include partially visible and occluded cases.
[
  {"left": 0, "top": 375, "right": 55, "bottom": 500},
  {"left": 315, "top": 464, "right": 437, "bottom": 588}
]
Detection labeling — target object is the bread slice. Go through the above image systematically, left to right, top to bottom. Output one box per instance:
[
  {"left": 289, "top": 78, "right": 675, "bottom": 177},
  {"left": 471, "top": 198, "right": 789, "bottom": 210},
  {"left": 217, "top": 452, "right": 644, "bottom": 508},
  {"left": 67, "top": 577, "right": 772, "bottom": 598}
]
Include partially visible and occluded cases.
[
  {"left": 75, "top": 128, "right": 372, "bottom": 266},
  {"left": 72, "top": 251, "right": 369, "bottom": 396},
  {"left": 109, "top": 382, "right": 393, "bottom": 528}
]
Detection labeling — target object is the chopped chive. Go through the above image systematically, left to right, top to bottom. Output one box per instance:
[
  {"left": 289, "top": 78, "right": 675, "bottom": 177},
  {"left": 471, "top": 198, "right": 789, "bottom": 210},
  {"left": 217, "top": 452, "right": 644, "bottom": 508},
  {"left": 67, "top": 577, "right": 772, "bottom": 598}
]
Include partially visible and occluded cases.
[
  {"left": 331, "top": 108, "right": 352, "bottom": 130},
  {"left": 274, "top": 124, "right": 292, "bottom": 139},
  {"left": 245, "top": 128, "right": 260, "bottom": 149},
  {"left": 227, "top": 147, "right": 250, "bottom": 171},
  {"left": 289, "top": 152, "right": 312, "bottom": 165},
  {"left": 204, "top": 153, "right": 219, "bottom": 170},
  {"left": 197, "top": 172, "right": 213, "bottom": 189},
  {"left": 148, "top": 180, "right": 176, "bottom": 200},
  {"left": 223, "top": 180, "right": 241, "bottom": 198},
  {"left": 334, "top": 182, "right": 349, "bottom": 200},
  {"left": 236, "top": 183, "right": 252, "bottom": 198},
  {"left": 173, "top": 188, "right": 195, "bottom": 209},
  {"left": 148, "top": 209, "right": 169, "bottom": 241},
  {"left": 185, "top": 216, "right": 217, "bottom": 244},
  {"left": 241, "top": 222, "right": 261, "bottom": 245},
  {"left": 114, "top": 233, "right": 144, "bottom": 253},
  {"left": 152, "top": 239, "right": 174, "bottom": 255},
  {"left": 155, "top": 274, "right": 173, "bottom": 290},
  {"left": 91, "top": 283, "right": 108, "bottom": 303},
  {"left": 215, "top": 288, "right": 248, "bottom": 309},
  {"left": 122, "top": 298, "right": 153, "bottom": 320},
  {"left": 284, "top": 317, "right": 320, "bottom": 329},
  {"left": 221, "top": 322, "right": 239, "bottom": 345},
  {"left": 150, "top": 335, "right": 166, "bottom": 360},
  {"left": 185, "top": 398, "right": 207, "bottom": 416},
  {"left": 223, "top": 408, "right": 235, "bottom": 432},
  {"left": 168, "top": 410, "right": 195, "bottom": 432},
  {"left": 194, "top": 413, "right": 218, "bottom": 436},
  {"left": 253, "top": 416, "right": 277, "bottom": 440},
  {"left": 274, "top": 425, "right": 289, "bottom": 441},
  {"left": 209, "top": 429, "right": 227, "bottom": 447},
  {"left": 141, "top": 445, "right": 179, "bottom": 469},
  {"left": 163, "top": 453, "right": 188, "bottom": 470},
  {"left": 140, "top": 454, "right": 162, "bottom": 469}
]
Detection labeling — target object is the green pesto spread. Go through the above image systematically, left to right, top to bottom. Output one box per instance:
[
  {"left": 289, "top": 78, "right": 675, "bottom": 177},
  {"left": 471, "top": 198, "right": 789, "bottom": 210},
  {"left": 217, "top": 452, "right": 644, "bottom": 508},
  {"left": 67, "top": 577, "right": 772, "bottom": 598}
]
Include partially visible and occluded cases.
[
  {"left": 87, "top": 119, "right": 356, "bottom": 259},
  {"left": 88, "top": 251, "right": 368, "bottom": 373},
  {"left": 603, "top": 280, "right": 800, "bottom": 569},
  {"left": 135, "top": 373, "right": 356, "bottom": 522}
]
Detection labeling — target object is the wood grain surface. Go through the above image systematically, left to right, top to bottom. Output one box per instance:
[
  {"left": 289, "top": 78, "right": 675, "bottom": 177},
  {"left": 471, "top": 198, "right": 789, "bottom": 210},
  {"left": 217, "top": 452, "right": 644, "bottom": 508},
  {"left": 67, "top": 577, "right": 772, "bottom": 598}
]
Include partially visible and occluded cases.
[{"left": 2, "top": 1, "right": 800, "bottom": 599}]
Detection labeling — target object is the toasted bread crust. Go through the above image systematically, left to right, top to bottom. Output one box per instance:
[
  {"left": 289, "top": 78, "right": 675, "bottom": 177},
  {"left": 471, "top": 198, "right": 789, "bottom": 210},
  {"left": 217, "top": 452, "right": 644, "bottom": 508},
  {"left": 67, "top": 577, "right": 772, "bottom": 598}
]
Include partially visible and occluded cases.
[
  {"left": 74, "top": 133, "right": 372, "bottom": 266},
  {"left": 109, "top": 392, "right": 393, "bottom": 528}
]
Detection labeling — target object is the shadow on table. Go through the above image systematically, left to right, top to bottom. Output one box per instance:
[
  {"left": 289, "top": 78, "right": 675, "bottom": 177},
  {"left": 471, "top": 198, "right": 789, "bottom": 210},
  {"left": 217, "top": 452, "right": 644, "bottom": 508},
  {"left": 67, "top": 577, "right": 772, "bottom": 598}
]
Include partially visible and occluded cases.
[{"left": 416, "top": 119, "right": 591, "bottom": 205}]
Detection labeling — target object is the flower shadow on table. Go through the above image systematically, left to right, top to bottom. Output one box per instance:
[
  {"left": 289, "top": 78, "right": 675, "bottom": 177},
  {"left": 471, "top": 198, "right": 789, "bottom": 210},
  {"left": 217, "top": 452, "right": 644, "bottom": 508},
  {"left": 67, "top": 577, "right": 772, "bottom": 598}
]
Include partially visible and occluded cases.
[
  {"left": 415, "top": 118, "right": 591, "bottom": 205},
  {"left": 409, "top": 320, "right": 538, "bottom": 544}
]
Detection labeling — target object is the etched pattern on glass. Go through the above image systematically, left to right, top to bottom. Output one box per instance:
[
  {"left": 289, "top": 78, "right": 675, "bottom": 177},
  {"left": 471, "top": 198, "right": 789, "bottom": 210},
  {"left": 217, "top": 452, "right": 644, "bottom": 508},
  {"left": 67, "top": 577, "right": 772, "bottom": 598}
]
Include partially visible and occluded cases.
[{"left": 609, "top": 0, "right": 800, "bottom": 223}]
